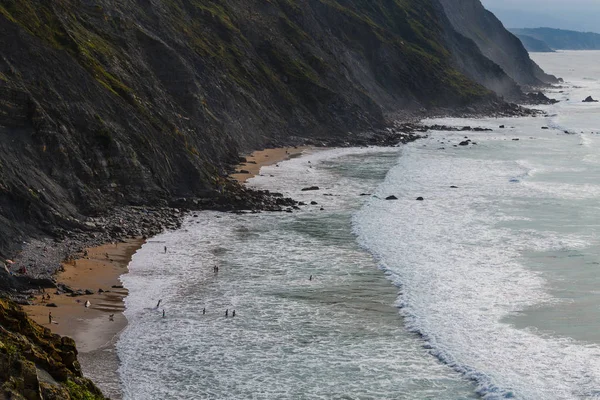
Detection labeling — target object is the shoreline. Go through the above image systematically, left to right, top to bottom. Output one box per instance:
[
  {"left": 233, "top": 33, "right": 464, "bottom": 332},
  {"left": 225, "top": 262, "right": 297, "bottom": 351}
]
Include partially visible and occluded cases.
[
  {"left": 231, "top": 146, "right": 310, "bottom": 183},
  {"left": 17, "top": 147, "right": 305, "bottom": 398},
  {"left": 23, "top": 238, "right": 144, "bottom": 400}
]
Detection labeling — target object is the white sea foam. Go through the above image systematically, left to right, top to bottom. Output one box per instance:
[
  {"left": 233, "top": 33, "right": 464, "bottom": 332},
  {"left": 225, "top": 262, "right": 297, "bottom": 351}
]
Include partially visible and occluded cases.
[
  {"left": 116, "top": 51, "right": 600, "bottom": 400},
  {"left": 355, "top": 68, "right": 600, "bottom": 398}
]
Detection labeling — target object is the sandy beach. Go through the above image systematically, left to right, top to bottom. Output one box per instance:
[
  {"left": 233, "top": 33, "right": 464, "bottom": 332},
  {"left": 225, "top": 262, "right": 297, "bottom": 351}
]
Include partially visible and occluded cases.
[
  {"left": 231, "top": 146, "right": 309, "bottom": 183},
  {"left": 23, "top": 238, "right": 144, "bottom": 399}
]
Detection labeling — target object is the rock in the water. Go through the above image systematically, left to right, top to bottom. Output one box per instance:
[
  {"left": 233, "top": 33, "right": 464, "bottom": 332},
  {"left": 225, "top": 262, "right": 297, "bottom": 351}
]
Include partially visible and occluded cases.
[
  {"left": 583, "top": 96, "right": 599, "bottom": 103},
  {"left": 499, "top": 125, "right": 505, "bottom": 128},
  {"left": 541, "top": 127, "right": 549, "bottom": 129},
  {"left": 459, "top": 140, "right": 470, "bottom": 146},
  {"left": 301, "top": 186, "right": 320, "bottom": 191},
  {"left": 450, "top": 186, "right": 459, "bottom": 189},
  {"left": 385, "top": 195, "right": 398, "bottom": 200},
  {"left": 416, "top": 197, "right": 424, "bottom": 201},
  {"left": 310, "top": 201, "right": 318, "bottom": 205},
  {"left": 85, "top": 289, "right": 94, "bottom": 295}
]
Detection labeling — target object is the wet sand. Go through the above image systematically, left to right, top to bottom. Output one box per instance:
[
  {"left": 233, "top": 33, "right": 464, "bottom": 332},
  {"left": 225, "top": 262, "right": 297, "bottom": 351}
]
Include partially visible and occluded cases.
[
  {"left": 231, "top": 147, "right": 309, "bottom": 183},
  {"left": 23, "top": 238, "right": 144, "bottom": 399}
]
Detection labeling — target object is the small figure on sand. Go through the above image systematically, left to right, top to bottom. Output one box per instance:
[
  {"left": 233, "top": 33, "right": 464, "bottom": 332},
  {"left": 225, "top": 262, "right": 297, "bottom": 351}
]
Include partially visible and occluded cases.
[
  {"left": 164, "top": 246, "right": 167, "bottom": 254},
  {"left": 213, "top": 265, "right": 219, "bottom": 273},
  {"left": 84, "top": 300, "right": 91, "bottom": 308},
  {"left": 202, "top": 308, "right": 206, "bottom": 315},
  {"left": 225, "top": 309, "right": 229, "bottom": 318},
  {"left": 162, "top": 310, "right": 165, "bottom": 318},
  {"left": 232, "top": 310, "right": 236, "bottom": 317},
  {"left": 48, "top": 312, "right": 52, "bottom": 325}
]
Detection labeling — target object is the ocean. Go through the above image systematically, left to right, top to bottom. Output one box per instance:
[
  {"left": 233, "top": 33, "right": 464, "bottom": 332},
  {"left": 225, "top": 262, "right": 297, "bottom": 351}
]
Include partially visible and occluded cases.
[{"left": 113, "top": 51, "right": 600, "bottom": 399}]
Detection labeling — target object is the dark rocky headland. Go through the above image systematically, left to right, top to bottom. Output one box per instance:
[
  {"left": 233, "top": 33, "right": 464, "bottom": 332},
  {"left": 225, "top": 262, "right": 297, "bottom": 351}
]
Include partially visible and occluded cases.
[{"left": 0, "top": 0, "right": 559, "bottom": 397}]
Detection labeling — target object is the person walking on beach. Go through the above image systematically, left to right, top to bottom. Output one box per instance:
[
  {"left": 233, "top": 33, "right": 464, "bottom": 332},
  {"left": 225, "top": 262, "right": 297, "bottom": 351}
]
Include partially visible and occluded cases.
[
  {"left": 164, "top": 246, "right": 167, "bottom": 253},
  {"left": 202, "top": 308, "right": 206, "bottom": 315},
  {"left": 225, "top": 309, "right": 229, "bottom": 318},
  {"left": 232, "top": 310, "right": 236, "bottom": 317},
  {"left": 48, "top": 312, "right": 52, "bottom": 325}
]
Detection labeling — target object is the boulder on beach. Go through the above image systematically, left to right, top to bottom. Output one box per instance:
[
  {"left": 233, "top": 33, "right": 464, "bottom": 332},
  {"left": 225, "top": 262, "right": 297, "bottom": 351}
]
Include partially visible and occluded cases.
[
  {"left": 583, "top": 96, "right": 599, "bottom": 103},
  {"left": 459, "top": 140, "right": 470, "bottom": 146},
  {"left": 301, "top": 186, "right": 320, "bottom": 191},
  {"left": 385, "top": 195, "right": 398, "bottom": 200},
  {"left": 416, "top": 197, "right": 424, "bottom": 201},
  {"left": 46, "top": 303, "right": 58, "bottom": 307}
]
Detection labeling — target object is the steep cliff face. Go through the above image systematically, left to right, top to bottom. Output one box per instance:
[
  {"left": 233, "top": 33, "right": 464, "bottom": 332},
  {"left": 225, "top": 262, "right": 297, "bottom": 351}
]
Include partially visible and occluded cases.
[
  {"left": 0, "top": 0, "right": 509, "bottom": 258},
  {"left": 431, "top": 0, "right": 523, "bottom": 100},
  {"left": 438, "top": 0, "right": 558, "bottom": 86},
  {"left": 514, "top": 34, "right": 555, "bottom": 53},
  {"left": 0, "top": 299, "right": 105, "bottom": 399}
]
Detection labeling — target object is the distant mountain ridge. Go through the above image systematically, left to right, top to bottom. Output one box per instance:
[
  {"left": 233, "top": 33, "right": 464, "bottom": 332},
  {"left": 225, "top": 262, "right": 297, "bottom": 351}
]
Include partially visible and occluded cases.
[
  {"left": 512, "top": 28, "right": 600, "bottom": 51},
  {"left": 514, "top": 34, "right": 555, "bottom": 53}
]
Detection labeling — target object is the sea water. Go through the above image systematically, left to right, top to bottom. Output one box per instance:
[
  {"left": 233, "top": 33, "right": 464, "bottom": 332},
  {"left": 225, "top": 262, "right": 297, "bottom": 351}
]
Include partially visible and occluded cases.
[{"left": 115, "top": 51, "right": 600, "bottom": 399}]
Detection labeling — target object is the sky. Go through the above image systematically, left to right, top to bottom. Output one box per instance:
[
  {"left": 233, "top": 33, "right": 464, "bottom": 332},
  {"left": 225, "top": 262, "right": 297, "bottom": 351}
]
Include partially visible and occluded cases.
[{"left": 482, "top": 0, "right": 600, "bottom": 33}]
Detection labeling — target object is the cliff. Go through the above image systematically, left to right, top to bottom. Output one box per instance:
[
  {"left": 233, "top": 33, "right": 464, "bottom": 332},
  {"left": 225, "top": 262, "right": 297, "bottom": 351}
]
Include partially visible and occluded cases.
[
  {"left": 0, "top": 0, "right": 514, "bottom": 259},
  {"left": 438, "top": 0, "right": 558, "bottom": 87},
  {"left": 512, "top": 28, "right": 600, "bottom": 51},
  {"left": 514, "top": 34, "right": 555, "bottom": 53},
  {"left": 0, "top": 299, "right": 105, "bottom": 399}
]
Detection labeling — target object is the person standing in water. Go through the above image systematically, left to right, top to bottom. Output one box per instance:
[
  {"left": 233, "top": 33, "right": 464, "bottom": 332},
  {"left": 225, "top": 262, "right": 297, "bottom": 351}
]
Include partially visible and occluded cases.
[
  {"left": 164, "top": 246, "right": 167, "bottom": 253},
  {"left": 202, "top": 308, "right": 206, "bottom": 315},
  {"left": 225, "top": 309, "right": 229, "bottom": 318},
  {"left": 162, "top": 310, "right": 165, "bottom": 318},
  {"left": 232, "top": 310, "right": 236, "bottom": 317}
]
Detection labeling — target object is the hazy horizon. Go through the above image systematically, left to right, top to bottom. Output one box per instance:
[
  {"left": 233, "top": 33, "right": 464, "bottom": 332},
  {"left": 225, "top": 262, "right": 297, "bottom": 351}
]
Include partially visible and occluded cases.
[{"left": 482, "top": 0, "right": 600, "bottom": 33}]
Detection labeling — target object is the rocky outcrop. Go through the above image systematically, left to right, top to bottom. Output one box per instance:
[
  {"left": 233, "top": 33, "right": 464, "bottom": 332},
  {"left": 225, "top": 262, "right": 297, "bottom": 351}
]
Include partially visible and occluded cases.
[
  {"left": 437, "top": 0, "right": 558, "bottom": 87},
  {"left": 0, "top": 299, "right": 105, "bottom": 399}
]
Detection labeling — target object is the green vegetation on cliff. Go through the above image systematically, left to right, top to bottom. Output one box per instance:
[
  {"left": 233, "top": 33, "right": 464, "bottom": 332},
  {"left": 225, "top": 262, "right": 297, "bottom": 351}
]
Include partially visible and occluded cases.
[
  {"left": 0, "top": 0, "right": 507, "bottom": 259},
  {"left": 0, "top": 299, "right": 105, "bottom": 399}
]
